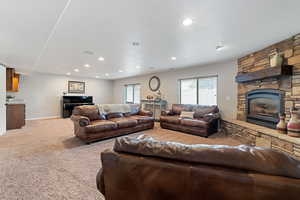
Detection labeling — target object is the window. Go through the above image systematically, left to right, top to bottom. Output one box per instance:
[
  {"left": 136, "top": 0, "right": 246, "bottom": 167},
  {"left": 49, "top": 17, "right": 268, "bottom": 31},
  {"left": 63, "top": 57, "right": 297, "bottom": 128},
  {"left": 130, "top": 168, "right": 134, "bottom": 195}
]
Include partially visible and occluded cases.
[
  {"left": 179, "top": 76, "right": 217, "bottom": 105},
  {"left": 180, "top": 79, "right": 197, "bottom": 104},
  {"left": 125, "top": 84, "right": 141, "bottom": 104}
]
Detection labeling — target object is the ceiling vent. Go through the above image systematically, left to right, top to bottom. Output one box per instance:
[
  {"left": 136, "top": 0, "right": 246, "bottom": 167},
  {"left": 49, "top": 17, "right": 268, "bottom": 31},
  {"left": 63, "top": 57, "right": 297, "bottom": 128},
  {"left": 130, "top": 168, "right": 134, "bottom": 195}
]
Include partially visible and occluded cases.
[
  {"left": 132, "top": 42, "right": 140, "bottom": 46},
  {"left": 83, "top": 50, "right": 94, "bottom": 55}
]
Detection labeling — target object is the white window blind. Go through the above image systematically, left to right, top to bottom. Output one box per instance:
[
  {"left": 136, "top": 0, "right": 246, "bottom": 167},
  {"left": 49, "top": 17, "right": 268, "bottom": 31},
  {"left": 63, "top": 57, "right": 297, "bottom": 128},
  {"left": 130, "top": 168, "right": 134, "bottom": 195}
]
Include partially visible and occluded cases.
[
  {"left": 180, "top": 76, "right": 217, "bottom": 105},
  {"left": 198, "top": 77, "right": 217, "bottom": 106},
  {"left": 180, "top": 79, "right": 197, "bottom": 104},
  {"left": 125, "top": 84, "right": 140, "bottom": 104}
]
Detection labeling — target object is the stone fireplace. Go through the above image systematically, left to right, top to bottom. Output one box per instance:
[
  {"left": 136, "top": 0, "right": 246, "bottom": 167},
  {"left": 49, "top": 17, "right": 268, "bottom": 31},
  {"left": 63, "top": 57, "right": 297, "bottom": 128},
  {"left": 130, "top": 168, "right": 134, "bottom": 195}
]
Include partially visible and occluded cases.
[
  {"left": 221, "top": 33, "right": 300, "bottom": 159},
  {"left": 237, "top": 34, "right": 300, "bottom": 124},
  {"left": 246, "top": 89, "right": 284, "bottom": 129}
]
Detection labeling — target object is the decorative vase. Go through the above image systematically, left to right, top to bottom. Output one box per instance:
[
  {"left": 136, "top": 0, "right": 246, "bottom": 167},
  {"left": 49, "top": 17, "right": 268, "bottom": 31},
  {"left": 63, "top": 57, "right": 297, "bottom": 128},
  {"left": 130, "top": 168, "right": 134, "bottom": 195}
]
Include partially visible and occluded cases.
[
  {"left": 269, "top": 50, "right": 283, "bottom": 67},
  {"left": 147, "top": 95, "right": 153, "bottom": 100},
  {"left": 287, "top": 109, "right": 300, "bottom": 137},
  {"left": 276, "top": 114, "right": 287, "bottom": 134}
]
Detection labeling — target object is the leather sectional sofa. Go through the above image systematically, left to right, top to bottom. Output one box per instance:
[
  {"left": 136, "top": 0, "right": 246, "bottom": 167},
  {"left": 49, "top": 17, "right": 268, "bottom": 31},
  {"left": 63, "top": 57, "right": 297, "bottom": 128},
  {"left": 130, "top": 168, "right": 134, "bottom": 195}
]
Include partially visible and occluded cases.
[
  {"left": 70, "top": 104, "right": 154, "bottom": 143},
  {"left": 160, "top": 104, "right": 220, "bottom": 137},
  {"left": 97, "top": 135, "right": 300, "bottom": 200}
]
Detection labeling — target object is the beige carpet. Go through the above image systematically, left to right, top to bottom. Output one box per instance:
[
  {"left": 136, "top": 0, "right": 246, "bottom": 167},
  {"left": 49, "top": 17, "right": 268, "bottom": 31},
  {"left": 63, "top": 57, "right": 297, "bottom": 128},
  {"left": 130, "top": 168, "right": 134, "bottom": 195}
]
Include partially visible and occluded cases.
[{"left": 0, "top": 118, "right": 242, "bottom": 200}]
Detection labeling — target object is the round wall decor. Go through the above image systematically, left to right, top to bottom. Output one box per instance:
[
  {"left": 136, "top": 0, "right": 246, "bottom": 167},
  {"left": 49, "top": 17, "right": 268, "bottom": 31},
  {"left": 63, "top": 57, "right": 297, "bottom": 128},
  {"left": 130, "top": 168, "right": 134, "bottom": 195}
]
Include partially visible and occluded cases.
[{"left": 149, "top": 76, "right": 160, "bottom": 92}]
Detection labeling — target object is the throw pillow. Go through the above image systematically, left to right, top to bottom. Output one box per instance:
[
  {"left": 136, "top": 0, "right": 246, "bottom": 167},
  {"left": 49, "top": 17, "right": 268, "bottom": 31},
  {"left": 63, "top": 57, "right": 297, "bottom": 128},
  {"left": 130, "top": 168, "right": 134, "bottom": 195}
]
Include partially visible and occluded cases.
[
  {"left": 96, "top": 104, "right": 107, "bottom": 120},
  {"left": 129, "top": 104, "right": 140, "bottom": 115},
  {"left": 180, "top": 111, "right": 194, "bottom": 119},
  {"left": 99, "top": 113, "right": 107, "bottom": 120}
]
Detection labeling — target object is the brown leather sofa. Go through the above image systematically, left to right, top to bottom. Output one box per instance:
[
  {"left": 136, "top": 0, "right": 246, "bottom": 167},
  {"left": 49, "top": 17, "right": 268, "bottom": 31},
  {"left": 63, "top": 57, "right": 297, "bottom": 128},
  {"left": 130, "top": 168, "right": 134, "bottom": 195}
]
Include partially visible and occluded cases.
[
  {"left": 70, "top": 104, "right": 154, "bottom": 143},
  {"left": 160, "top": 104, "right": 220, "bottom": 137},
  {"left": 97, "top": 135, "right": 300, "bottom": 200}
]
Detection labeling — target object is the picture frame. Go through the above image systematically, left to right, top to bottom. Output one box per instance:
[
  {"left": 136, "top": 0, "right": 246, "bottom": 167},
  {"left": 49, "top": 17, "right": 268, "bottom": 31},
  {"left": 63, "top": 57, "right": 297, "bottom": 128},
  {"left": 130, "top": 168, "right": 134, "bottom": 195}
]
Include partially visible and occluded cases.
[
  {"left": 149, "top": 76, "right": 160, "bottom": 92},
  {"left": 68, "top": 81, "right": 85, "bottom": 94}
]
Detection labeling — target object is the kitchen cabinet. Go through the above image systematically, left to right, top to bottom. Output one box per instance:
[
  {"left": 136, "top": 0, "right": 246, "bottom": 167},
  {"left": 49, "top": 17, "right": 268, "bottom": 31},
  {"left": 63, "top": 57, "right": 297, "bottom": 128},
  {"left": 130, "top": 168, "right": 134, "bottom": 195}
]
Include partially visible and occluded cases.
[
  {"left": 6, "top": 68, "right": 20, "bottom": 92},
  {"left": 6, "top": 104, "right": 25, "bottom": 130}
]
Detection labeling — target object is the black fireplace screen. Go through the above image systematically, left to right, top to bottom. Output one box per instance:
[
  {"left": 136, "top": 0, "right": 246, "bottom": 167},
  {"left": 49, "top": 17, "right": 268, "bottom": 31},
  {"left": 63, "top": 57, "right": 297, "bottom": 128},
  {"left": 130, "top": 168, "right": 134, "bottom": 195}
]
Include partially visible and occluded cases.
[
  {"left": 246, "top": 89, "right": 284, "bottom": 129},
  {"left": 249, "top": 98, "right": 278, "bottom": 118}
]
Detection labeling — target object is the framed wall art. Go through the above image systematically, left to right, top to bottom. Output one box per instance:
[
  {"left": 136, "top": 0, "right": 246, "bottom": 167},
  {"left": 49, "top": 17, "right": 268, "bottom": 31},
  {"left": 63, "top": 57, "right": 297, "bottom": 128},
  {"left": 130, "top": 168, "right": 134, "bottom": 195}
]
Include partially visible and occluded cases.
[{"left": 68, "top": 81, "right": 85, "bottom": 94}]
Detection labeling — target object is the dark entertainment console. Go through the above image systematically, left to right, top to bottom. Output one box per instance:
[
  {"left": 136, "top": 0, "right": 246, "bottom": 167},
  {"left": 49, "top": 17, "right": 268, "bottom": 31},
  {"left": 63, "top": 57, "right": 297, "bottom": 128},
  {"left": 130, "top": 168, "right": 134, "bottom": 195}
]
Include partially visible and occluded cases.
[{"left": 62, "top": 96, "right": 94, "bottom": 118}]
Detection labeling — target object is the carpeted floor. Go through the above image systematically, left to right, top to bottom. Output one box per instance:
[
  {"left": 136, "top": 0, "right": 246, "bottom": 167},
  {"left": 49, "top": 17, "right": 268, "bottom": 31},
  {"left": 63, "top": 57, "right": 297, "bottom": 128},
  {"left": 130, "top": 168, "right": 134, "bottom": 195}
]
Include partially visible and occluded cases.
[{"left": 0, "top": 118, "right": 242, "bottom": 200}]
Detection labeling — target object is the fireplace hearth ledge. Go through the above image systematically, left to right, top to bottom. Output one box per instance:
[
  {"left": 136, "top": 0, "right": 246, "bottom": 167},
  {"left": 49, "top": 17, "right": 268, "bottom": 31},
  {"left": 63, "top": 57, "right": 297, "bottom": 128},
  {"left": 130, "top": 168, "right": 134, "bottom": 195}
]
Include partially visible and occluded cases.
[{"left": 222, "top": 118, "right": 300, "bottom": 159}]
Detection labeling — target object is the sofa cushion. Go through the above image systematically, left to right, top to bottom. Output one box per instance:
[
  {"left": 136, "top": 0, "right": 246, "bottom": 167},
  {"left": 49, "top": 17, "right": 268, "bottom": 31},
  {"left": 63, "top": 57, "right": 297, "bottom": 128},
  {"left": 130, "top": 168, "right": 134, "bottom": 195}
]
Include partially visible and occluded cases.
[
  {"left": 73, "top": 105, "right": 100, "bottom": 121},
  {"left": 107, "top": 112, "right": 124, "bottom": 120},
  {"left": 130, "top": 115, "right": 154, "bottom": 124},
  {"left": 160, "top": 116, "right": 180, "bottom": 124},
  {"left": 109, "top": 118, "right": 138, "bottom": 128},
  {"left": 180, "top": 118, "right": 208, "bottom": 128},
  {"left": 85, "top": 120, "right": 117, "bottom": 133},
  {"left": 114, "top": 135, "right": 300, "bottom": 179}
]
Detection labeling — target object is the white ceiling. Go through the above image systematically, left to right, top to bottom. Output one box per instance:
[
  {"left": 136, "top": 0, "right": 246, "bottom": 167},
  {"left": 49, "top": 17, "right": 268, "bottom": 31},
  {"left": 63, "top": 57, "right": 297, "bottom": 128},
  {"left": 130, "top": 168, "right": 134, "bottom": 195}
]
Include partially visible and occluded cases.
[{"left": 1, "top": 0, "right": 300, "bottom": 80}]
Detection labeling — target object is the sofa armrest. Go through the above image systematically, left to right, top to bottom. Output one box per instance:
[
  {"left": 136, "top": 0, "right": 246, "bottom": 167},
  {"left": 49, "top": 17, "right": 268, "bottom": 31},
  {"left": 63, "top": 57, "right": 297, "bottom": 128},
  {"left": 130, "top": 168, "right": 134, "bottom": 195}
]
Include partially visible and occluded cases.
[
  {"left": 139, "top": 110, "right": 153, "bottom": 117},
  {"left": 161, "top": 110, "right": 174, "bottom": 116},
  {"left": 203, "top": 113, "right": 220, "bottom": 122},
  {"left": 70, "top": 115, "right": 90, "bottom": 127},
  {"left": 96, "top": 168, "right": 105, "bottom": 196}
]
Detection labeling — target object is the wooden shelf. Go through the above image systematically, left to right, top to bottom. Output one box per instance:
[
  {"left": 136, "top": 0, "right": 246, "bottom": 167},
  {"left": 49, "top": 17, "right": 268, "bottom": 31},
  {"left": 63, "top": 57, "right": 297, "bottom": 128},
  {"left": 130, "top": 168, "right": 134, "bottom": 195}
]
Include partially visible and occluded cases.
[{"left": 235, "top": 65, "right": 293, "bottom": 83}]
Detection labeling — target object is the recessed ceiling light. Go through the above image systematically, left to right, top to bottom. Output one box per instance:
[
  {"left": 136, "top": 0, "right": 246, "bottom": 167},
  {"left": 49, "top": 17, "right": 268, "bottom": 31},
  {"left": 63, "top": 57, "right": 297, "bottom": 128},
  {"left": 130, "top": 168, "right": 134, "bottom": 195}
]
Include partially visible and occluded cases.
[
  {"left": 182, "top": 18, "right": 193, "bottom": 26},
  {"left": 216, "top": 42, "right": 225, "bottom": 51},
  {"left": 216, "top": 45, "right": 224, "bottom": 51},
  {"left": 98, "top": 57, "right": 105, "bottom": 61},
  {"left": 171, "top": 57, "right": 177, "bottom": 60},
  {"left": 84, "top": 64, "right": 90, "bottom": 68},
  {"left": 136, "top": 65, "right": 141, "bottom": 69},
  {"left": 74, "top": 69, "right": 79, "bottom": 72},
  {"left": 118, "top": 70, "right": 123, "bottom": 73},
  {"left": 66, "top": 72, "right": 71, "bottom": 76},
  {"left": 105, "top": 73, "right": 109, "bottom": 76},
  {"left": 95, "top": 75, "right": 100, "bottom": 78}
]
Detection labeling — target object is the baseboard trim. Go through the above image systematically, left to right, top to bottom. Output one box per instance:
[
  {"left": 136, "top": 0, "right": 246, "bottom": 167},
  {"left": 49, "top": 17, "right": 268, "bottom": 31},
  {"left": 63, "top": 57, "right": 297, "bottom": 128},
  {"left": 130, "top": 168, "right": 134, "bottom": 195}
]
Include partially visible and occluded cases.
[{"left": 26, "top": 116, "right": 61, "bottom": 121}]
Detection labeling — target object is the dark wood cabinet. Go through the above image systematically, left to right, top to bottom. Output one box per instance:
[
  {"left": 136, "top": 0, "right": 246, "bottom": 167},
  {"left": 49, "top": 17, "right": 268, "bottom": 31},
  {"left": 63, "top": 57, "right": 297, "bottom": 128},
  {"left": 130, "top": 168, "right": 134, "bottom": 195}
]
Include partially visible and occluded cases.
[
  {"left": 6, "top": 68, "right": 20, "bottom": 92},
  {"left": 6, "top": 104, "right": 25, "bottom": 130}
]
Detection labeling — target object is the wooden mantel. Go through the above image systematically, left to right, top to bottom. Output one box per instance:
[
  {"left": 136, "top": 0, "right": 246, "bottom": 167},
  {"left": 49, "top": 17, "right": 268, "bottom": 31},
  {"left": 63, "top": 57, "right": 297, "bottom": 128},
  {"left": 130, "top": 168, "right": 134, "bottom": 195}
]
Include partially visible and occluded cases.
[{"left": 235, "top": 65, "right": 293, "bottom": 83}]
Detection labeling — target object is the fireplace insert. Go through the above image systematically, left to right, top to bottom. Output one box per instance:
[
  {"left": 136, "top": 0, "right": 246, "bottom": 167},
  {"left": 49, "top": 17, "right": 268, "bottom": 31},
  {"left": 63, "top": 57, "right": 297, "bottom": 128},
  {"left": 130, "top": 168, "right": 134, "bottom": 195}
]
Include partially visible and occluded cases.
[{"left": 246, "top": 89, "right": 284, "bottom": 129}]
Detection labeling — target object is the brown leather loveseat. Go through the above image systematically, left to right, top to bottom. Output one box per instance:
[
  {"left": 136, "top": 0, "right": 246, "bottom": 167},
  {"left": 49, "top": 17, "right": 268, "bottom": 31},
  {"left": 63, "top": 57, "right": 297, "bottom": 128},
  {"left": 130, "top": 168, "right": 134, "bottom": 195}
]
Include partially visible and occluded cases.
[
  {"left": 71, "top": 104, "right": 154, "bottom": 143},
  {"left": 160, "top": 104, "right": 220, "bottom": 137},
  {"left": 97, "top": 135, "right": 300, "bottom": 200}
]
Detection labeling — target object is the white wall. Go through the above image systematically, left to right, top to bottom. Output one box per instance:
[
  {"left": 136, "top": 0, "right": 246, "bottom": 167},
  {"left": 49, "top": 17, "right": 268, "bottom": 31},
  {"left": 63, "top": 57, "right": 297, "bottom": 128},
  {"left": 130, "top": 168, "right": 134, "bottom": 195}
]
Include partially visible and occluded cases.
[
  {"left": 113, "top": 60, "right": 238, "bottom": 119},
  {"left": 0, "top": 65, "right": 6, "bottom": 135},
  {"left": 9, "top": 73, "right": 113, "bottom": 120}
]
